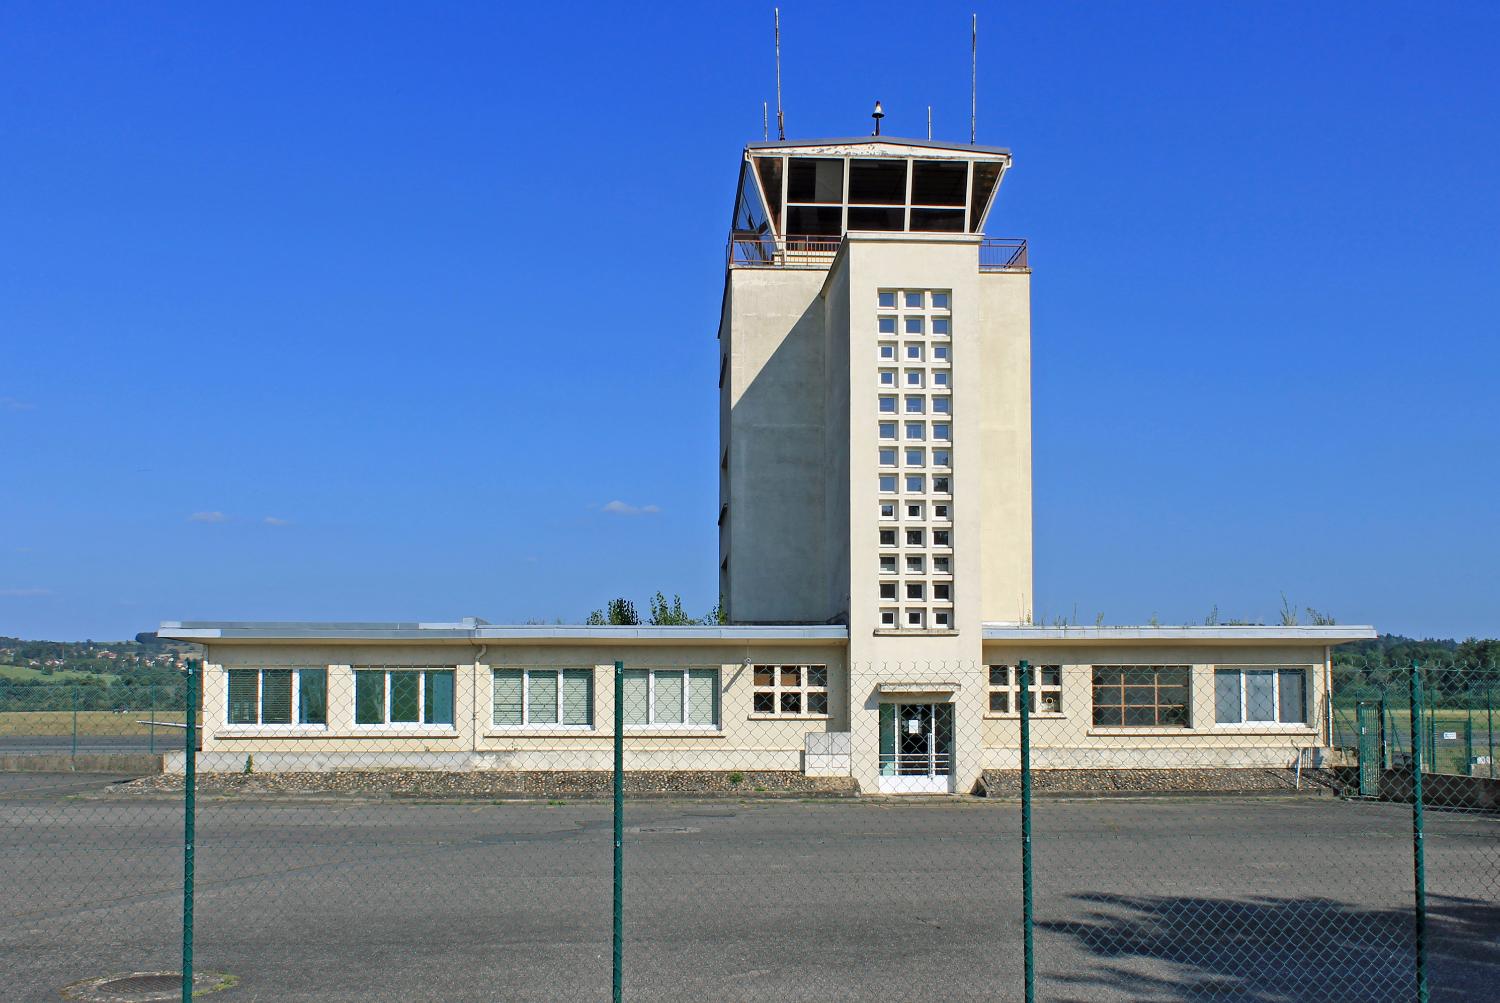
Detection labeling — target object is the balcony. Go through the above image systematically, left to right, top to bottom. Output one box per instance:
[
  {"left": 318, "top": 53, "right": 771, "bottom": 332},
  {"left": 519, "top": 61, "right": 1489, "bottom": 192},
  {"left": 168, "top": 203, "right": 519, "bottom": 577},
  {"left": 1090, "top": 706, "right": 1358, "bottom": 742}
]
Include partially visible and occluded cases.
[{"left": 726, "top": 235, "right": 1028, "bottom": 272}]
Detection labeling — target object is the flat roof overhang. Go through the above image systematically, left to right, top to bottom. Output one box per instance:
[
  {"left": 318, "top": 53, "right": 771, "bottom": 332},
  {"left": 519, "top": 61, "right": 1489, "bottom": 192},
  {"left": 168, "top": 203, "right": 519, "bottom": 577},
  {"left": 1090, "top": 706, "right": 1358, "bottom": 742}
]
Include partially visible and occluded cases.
[
  {"left": 745, "top": 136, "right": 1011, "bottom": 159},
  {"left": 157, "top": 620, "right": 848, "bottom": 645},
  {"left": 980, "top": 625, "right": 1378, "bottom": 645}
]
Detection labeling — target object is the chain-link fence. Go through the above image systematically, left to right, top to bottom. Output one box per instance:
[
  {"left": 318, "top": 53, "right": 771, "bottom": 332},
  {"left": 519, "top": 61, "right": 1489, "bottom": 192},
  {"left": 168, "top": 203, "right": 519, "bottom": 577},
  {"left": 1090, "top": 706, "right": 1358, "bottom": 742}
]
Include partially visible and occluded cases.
[{"left": 2, "top": 657, "right": 1497, "bottom": 1000}]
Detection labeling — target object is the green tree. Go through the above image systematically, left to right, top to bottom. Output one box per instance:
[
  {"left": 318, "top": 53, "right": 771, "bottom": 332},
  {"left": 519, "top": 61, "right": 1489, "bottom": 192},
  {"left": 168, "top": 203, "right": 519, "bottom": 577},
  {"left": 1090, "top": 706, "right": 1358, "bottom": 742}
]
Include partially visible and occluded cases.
[
  {"left": 648, "top": 592, "right": 694, "bottom": 626},
  {"left": 586, "top": 598, "right": 641, "bottom": 626}
]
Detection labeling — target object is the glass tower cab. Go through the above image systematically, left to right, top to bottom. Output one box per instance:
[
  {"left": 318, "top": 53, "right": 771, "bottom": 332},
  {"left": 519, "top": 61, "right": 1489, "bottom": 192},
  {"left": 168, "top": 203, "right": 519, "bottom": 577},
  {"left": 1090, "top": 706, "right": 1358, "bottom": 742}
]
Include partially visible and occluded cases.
[{"left": 728, "top": 137, "right": 1013, "bottom": 267}]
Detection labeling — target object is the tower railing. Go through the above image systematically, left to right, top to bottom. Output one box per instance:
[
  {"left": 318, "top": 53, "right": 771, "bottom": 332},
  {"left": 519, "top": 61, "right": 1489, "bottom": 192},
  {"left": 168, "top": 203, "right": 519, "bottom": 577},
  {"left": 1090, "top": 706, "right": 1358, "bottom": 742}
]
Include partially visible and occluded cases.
[
  {"left": 725, "top": 233, "right": 1029, "bottom": 271},
  {"left": 978, "top": 237, "right": 1028, "bottom": 271}
]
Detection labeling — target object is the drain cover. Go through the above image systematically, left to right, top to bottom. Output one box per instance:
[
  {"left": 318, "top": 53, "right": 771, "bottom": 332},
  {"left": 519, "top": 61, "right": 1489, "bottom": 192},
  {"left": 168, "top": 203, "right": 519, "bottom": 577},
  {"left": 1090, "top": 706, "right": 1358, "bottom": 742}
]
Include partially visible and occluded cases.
[{"left": 62, "top": 971, "right": 237, "bottom": 1002}]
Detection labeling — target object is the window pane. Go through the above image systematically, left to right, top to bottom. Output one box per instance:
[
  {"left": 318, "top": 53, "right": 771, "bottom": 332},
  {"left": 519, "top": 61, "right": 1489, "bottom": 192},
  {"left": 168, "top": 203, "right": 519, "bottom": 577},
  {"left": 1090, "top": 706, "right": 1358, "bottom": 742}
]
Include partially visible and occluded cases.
[
  {"left": 753, "top": 156, "right": 783, "bottom": 230},
  {"left": 787, "top": 157, "right": 843, "bottom": 203},
  {"left": 849, "top": 158, "right": 907, "bottom": 204},
  {"left": 911, "top": 160, "right": 968, "bottom": 206},
  {"left": 970, "top": 162, "right": 1002, "bottom": 230},
  {"left": 785, "top": 205, "right": 841, "bottom": 235},
  {"left": 848, "top": 206, "right": 904, "bottom": 231},
  {"left": 910, "top": 208, "right": 966, "bottom": 232},
  {"left": 988, "top": 665, "right": 1008, "bottom": 687},
  {"left": 780, "top": 666, "right": 801, "bottom": 687},
  {"left": 808, "top": 666, "right": 828, "bottom": 688},
  {"left": 1039, "top": 666, "right": 1061, "bottom": 687},
  {"left": 298, "top": 669, "right": 327, "bottom": 725},
  {"left": 493, "top": 669, "right": 523, "bottom": 726},
  {"left": 1279, "top": 669, "right": 1306, "bottom": 723},
  {"left": 227, "top": 670, "right": 259, "bottom": 724},
  {"left": 260, "top": 670, "right": 293, "bottom": 724},
  {"left": 528, "top": 670, "right": 559, "bottom": 725},
  {"left": 562, "top": 670, "right": 592, "bottom": 726},
  {"left": 622, "top": 670, "right": 649, "bottom": 727},
  {"left": 688, "top": 670, "right": 718, "bottom": 726},
  {"left": 1215, "top": 670, "right": 1242, "bottom": 724},
  {"left": 355, "top": 671, "right": 385, "bottom": 725},
  {"left": 389, "top": 671, "right": 420, "bottom": 723},
  {"left": 424, "top": 671, "right": 454, "bottom": 725},
  {"left": 654, "top": 671, "right": 685, "bottom": 725},
  {"left": 1245, "top": 671, "right": 1275, "bottom": 722},
  {"left": 754, "top": 691, "right": 775, "bottom": 714},
  {"left": 808, "top": 691, "right": 829, "bottom": 715},
  {"left": 990, "top": 691, "right": 1010, "bottom": 714},
  {"left": 780, "top": 692, "right": 802, "bottom": 714}
]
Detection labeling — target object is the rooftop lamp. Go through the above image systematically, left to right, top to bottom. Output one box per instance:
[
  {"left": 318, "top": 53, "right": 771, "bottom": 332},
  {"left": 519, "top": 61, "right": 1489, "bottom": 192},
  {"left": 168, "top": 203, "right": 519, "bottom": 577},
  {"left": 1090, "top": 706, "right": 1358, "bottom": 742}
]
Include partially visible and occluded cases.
[{"left": 871, "top": 100, "right": 885, "bottom": 136}]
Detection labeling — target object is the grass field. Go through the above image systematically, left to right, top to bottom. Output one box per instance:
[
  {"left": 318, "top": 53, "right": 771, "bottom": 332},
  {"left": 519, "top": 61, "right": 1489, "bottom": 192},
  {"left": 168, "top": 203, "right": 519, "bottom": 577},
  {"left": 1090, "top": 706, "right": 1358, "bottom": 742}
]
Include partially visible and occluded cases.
[
  {"left": 0, "top": 664, "right": 118, "bottom": 684},
  {"left": 0, "top": 710, "right": 187, "bottom": 737}
]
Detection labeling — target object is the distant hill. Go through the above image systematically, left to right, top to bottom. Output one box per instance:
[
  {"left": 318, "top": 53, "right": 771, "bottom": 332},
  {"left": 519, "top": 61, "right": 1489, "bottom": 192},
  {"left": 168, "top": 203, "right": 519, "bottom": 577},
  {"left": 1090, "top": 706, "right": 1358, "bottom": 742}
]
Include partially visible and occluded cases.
[{"left": 0, "top": 634, "right": 200, "bottom": 688}]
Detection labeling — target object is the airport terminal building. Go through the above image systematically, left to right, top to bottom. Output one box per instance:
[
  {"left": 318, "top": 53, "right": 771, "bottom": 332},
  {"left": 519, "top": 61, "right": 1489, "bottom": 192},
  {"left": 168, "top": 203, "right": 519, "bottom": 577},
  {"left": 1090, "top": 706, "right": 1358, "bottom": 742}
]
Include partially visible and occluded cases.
[{"left": 160, "top": 136, "right": 1373, "bottom": 794}]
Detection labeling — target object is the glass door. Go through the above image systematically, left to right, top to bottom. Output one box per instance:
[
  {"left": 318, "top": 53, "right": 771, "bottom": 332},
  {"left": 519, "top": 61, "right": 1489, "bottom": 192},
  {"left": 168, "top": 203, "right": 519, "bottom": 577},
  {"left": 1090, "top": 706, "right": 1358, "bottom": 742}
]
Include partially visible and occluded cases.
[{"left": 878, "top": 702, "right": 954, "bottom": 793}]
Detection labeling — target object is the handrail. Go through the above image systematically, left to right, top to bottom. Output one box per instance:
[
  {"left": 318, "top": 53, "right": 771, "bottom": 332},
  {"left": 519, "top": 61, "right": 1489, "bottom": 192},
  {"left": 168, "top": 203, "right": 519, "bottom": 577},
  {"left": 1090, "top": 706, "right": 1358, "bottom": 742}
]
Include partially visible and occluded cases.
[{"left": 726, "top": 233, "right": 1029, "bottom": 271}]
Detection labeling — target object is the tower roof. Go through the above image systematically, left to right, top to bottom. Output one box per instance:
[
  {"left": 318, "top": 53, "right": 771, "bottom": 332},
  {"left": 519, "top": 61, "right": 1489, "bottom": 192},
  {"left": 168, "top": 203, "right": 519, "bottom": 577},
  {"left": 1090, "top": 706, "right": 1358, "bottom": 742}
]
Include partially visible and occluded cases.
[{"left": 745, "top": 136, "right": 1011, "bottom": 159}]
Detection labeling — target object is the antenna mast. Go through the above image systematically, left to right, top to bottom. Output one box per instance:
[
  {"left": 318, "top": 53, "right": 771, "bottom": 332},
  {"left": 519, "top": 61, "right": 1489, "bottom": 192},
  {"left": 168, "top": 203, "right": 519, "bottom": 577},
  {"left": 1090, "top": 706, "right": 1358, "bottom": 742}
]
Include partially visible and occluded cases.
[
  {"left": 774, "top": 8, "right": 785, "bottom": 140},
  {"left": 971, "top": 13, "right": 977, "bottom": 144},
  {"left": 763, "top": 101, "right": 769, "bottom": 141},
  {"left": 927, "top": 105, "right": 932, "bottom": 140}
]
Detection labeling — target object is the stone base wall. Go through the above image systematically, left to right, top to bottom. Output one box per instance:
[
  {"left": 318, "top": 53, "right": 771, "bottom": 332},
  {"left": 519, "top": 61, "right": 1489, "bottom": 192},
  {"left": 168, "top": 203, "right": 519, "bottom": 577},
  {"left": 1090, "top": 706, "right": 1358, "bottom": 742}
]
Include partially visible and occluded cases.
[
  {"left": 978, "top": 767, "right": 1346, "bottom": 797},
  {"left": 122, "top": 769, "right": 857, "bottom": 798}
]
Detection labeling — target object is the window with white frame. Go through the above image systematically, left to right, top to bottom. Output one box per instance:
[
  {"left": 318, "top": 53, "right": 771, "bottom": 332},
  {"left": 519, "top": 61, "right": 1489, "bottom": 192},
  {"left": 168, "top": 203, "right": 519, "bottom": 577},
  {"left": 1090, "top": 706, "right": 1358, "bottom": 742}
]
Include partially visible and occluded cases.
[
  {"left": 752, "top": 664, "right": 829, "bottom": 716},
  {"left": 987, "top": 665, "right": 1063, "bottom": 715},
  {"left": 354, "top": 667, "right": 455, "bottom": 726},
  {"left": 1215, "top": 667, "right": 1307, "bottom": 725},
  {"left": 227, "top": 668, "right": 326, "bottom": 726},
  {"left": 492, "top": 668, "right": 593, "bottom": 727},
  {"left": 621, "top": 668, "right": 719, "bottom": 728}
]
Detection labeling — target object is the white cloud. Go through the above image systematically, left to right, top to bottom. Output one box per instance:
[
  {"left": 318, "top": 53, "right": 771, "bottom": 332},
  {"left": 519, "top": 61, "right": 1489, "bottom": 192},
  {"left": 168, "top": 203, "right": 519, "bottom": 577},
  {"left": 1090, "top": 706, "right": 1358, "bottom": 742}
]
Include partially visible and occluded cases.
[
  {"left": 0, "top": 397, "right": 33, "bottom": 411},
  {"left": 600, "top": 500, "right": 661, "bottom": 516},
  {"left": 188, "top": 511, "right": 228, "bottom": 523},
  {"left": 263, "top": 516, "right": 291, "bottom": 527},
  {"left": 0, "top": 587, "right": 52, "bottom": 597}
]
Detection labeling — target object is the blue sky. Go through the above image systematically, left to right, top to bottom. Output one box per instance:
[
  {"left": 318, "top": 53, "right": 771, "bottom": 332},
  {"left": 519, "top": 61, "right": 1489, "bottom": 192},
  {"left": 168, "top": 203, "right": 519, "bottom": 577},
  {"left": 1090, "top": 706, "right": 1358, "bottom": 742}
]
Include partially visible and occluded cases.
[{"left": 1, "top": 3, "right": 1496, "bottom": 641}]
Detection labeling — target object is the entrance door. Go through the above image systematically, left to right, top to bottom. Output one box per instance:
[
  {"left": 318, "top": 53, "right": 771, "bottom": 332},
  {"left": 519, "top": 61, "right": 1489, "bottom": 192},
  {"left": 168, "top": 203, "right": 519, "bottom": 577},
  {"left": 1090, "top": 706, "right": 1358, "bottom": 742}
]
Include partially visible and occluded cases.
[{"left": 879, "top": 702, "right": 954, "bottom": 793}]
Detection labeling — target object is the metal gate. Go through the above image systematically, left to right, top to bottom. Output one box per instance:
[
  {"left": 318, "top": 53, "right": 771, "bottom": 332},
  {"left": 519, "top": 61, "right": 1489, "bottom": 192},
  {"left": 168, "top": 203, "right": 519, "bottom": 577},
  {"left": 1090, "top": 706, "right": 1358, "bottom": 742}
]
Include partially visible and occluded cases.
[{"left": 1356, "top": 700, "right": 1383, "bottom": 796}]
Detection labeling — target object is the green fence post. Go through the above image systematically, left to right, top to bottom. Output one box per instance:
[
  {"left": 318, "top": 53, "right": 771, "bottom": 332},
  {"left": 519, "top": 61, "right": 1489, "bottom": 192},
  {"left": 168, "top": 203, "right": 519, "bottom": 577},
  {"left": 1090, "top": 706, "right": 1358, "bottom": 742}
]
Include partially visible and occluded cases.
[
  {"left": 183, "top": 659, "right": 197, "bottom": 1002},
  {"left": 1018, "top": 659, "right": 1036, "bottom": 1003},
  {"left": 612, "top": 660, "right": 623, "bottom": 1003},
  {"left": 1409, "top": 661, "right": 1429, "bottom": 1003},
  {"left": 1488, "top": 683, "right": 1495, "bottom": 780},
  {"left": 149, "top": 684, "right": 157, "bottom": 755},
  {"left": 71, "top": 685, "right": 78, "bottom": 764},
  {"left": 1465, "top": 691, "right": 1474, "bottom": 777},
  {"left": 1379, "top": 694, "right": 1389, "bottom": 770}
]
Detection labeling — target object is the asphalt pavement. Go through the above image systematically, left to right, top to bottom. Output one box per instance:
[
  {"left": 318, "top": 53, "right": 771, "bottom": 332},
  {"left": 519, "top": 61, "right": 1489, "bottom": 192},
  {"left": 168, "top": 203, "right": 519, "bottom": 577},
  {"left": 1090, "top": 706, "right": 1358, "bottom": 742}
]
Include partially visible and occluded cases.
[{"left": 2, "top": 779, "right": 1496, "bottom": 1001}]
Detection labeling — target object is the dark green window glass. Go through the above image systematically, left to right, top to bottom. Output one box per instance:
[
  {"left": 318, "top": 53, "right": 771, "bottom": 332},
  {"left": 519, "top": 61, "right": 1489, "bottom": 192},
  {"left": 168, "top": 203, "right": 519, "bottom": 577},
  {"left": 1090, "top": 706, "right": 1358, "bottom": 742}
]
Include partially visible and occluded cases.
[
  {"left": 298, "top": 669, "right": 327, "bottom": 725},
  {"left": 1215, "top": 669, "right": 1242, "bottom": 724},
  {"left": 1278, "top": 669, "right": 1306, "bottom": 724},
  {"left": 227, "top": 670, "right": 259, "bottom": 724},
  {"left": 260, "top": 670, "right": 293, "bottom": 724},
  {"left": 355, "top": 671, "right": 385, "bottom": 725},
  {"left": 424, "top": 671, "right": 454, "bottom": 725},
  {"left": 389, "top": 672, "right": 420, "bottom": 724}
]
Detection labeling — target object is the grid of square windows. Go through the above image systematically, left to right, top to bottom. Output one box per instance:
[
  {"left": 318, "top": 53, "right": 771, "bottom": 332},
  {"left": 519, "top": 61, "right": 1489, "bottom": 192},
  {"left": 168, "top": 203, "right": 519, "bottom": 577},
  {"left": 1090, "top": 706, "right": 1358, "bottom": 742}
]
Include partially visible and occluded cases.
[{"left": 876, "top": 288, "right": 955, "bottom": 631}]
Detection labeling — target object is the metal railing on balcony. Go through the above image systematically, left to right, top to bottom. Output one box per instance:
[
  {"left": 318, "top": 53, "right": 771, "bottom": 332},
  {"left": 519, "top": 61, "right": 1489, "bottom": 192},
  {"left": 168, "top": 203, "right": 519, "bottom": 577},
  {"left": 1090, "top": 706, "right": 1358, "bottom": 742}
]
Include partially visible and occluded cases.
[
  {"left": 726, "top": 233, "right": 1030, "bottom": 271},
  {"left": 727, "top": 233, "right": 843, "bottom": 269},
  {"left": 979, "top": 237, "right": 1028, "bottom": 271}
]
